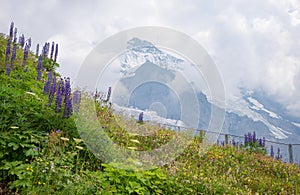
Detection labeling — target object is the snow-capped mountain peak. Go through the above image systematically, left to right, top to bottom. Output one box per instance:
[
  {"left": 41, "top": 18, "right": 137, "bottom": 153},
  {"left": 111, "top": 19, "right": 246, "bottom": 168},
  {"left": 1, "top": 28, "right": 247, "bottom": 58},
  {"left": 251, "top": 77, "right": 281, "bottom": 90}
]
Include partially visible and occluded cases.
[{"left": 120, "top": 38, "right": 184, "bottom": 75}]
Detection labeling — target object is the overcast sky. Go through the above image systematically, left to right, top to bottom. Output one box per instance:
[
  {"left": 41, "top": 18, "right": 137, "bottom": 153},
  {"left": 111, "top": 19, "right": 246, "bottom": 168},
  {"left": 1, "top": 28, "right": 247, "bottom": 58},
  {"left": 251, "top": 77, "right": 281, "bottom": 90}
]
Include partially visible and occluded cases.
[{"left": 1, "top": 0, "right": 300, "bottom": 117}]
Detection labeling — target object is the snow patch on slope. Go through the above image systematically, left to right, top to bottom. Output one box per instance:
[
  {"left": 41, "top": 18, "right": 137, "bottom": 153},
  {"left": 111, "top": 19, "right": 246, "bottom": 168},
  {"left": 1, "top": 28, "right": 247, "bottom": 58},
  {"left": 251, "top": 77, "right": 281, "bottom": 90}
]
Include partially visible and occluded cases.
[{"left": 248, "top": 97, "right": 281, "bottom": 119}]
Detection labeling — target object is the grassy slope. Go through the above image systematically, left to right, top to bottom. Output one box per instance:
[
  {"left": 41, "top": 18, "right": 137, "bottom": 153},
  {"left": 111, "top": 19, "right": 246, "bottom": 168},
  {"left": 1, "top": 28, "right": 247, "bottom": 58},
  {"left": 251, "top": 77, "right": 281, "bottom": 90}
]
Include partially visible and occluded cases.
[{"left": 0, "top": 34, "right": 299, "bottom": 194}]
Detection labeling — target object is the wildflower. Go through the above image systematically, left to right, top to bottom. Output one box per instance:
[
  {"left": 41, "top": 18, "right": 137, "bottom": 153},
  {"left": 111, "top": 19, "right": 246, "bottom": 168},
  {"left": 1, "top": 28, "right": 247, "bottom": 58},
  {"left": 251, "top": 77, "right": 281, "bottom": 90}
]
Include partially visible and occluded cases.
[
  {"left": 9, "top": 22, "right": 14, "bottom": 39},
  {"left": 13, "top": 27, "right": 17, "bottom": 43},
  {"left": 19, "top": 34, "right": 25, "bottom": 47},
  {"left": 27, "top": 37, "right": 31, "bottom": 49},
  {"left": 5, "top": 41, "right": 11, "bottom": 64},
  {"left": 42, "top": 42, "right": 50, "bottom": 58},
  {"left": 50, "top": 42, "right": 55, "bottom": 60},
  {"left": 11, "top": 43, "right": 17, "bottom": 67},
  {"left": 35, "top": 43, "right": 39, "bottom": 57},
  {"left": 54, "top": 43, "right": 58, "bottom": 62},
  {"left": 22, "top": 44, "right": 29, "bottom": 67},
  {"left": 37, "top": 55, "right": 43, "bottom": 80},
  {"left": 6, "top": 66, "right": 11, "bottom": 76},
  {"left": 43, "top": 71, "right": 53, "bottom": 94},
  {"left": 64, "top": 77, "right": 71, "bottom": 98},
  {"left": 48, "top": 78, "right": 57, "bottom": 105},
  {"left": 63, "top": 78, "right": 72, "bottom": 118},
  {"left": 55, "top": 80, "right": 63, "bottom": 113},
  {"left": 43, "top": 81, "right": 51, "bottom": 94},
  {"left": 105, "top": 87, "right": 112, "bottom": 102},
  {"left": 72, "top": 90, "right": 81, "bottom": 113},
  {"left": 25, "top": 91, "right": 37, "bottom": 96},
  {"left": 63, "top": 97, "right": 72, "bottom": 118},
  {"left": 138, "top": 112, "right": 144, "bottom": 123},
  {"left": 10, "top": 126, "right": 19, "bottom": 129},
  {"left": 55, "top": 129, "right": 61, "bottom": 133},
  {"left": 253, "top": 131, "right": 256, "bottom": 142},
  {"left": 128, "top": 132, "right": 139, "bottom": 136},
  {"left": 247, "top": 132, "right": 252, "bottom": 143},
  {"left": 60, "top": 137, "right": 69, "bottom": 141},
  {"left": 73, "top": 138, "right": 83, "bottom": 143},
  {"left": 258, "top": 138, "right": 263, "bottom": 147},
  {"left": 130, "top": 139, "right": 140, "bottom": 144},
  {"left": 232, "top": 139, "right": 236, "bottom": 146},
  {"left": 270, "top": 145, "right": 274, "bottom": 157},
  {"left": 75, "top": 146, "right": 84, "bottom": 150},
  {"left": 127, "top": 146, "right": 138, "bottom": 150},
  {"left": 34, "top": 147, "right": 38, "bottom": 151},
  {"left": 276, "top": 147, "right": 282, "bottom": 160}
]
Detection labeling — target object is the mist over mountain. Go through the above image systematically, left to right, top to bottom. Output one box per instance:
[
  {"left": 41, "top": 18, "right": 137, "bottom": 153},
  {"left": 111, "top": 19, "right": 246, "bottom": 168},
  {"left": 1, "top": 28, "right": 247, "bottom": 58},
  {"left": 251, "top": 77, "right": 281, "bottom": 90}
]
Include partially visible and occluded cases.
[{"left": 112, "top": 37, "right": 300, "bottom": 145}]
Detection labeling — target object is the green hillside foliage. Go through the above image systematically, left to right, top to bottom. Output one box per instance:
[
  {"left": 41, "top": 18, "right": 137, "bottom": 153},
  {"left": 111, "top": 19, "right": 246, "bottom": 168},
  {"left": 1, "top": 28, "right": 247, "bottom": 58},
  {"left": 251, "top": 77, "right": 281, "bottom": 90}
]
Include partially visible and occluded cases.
[{"left": 0, "top": 26, "right": 299, "bottom": 194}]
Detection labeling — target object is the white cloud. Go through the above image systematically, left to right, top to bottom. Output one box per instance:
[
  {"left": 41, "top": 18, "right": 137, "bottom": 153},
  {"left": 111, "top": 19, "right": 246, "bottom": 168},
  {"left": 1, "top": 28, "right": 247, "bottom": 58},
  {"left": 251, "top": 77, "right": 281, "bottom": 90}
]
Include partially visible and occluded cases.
[{"left": 0, "top": 0, "right": 300, "bottom": 117}]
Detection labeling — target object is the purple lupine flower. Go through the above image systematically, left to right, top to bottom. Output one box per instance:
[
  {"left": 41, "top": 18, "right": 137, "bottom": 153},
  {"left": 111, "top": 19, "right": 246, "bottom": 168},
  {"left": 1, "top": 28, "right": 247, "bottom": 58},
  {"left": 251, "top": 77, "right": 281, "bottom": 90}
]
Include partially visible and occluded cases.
[
  {"left": 9, "top": 22, "right": 14, "bottom": 39},
  {"left": 13, "top": 27, "right": 17, "bottom": 43},
  {"left": 19, "top": 34, "right": 25, "bottom": 48},
  {"left": 27, "top": 37, "right": 31, "bottom": 49},
  {"left": 5, "top": 41, "right": 11, "bottom": 63},
  {"left": 5, "top": 41, "right": 11, "bottom": 76},
  {"left": 42, "top": 42, "right": 50, "bottom": 58},
  {"left": 50, "top": 42, "right": 55, "bottom": 60},
  {"left": 11, "top": 43, "right": 17, "bottom": 67},
  {"left": 54, "top": 43, "right": 58, "bottom": 62},
  {"left": 22, "top": 44, "right": 29, "bottom": 67},
  {"left": 36, "top": 44, "right": 39, "bottom": 57},
  {"left": 37, "top": 55, "right": 43, "bottom": 80},
  {"left": 6, "top": 66, "right": 11, "bottom": 76},
  {"left": 47, "top": 70, "right": 53, "bottom": 83},
  {"left": 43, "top": 71, "right": 53, "bottom": 94},
  {"left": 48, "top": 77, "right": 57, "bottom": 105},
  {"left": 63, "top": 77, "right": 72, "bottom": 118},
  {"left": 64, "top": 77, "right": 71, "bottom": 99},
  {"left": 43, "top": 81, "right": 51, "bottom": 94},
  {"left": 55, "top": 81, "right": 63, "bottom": 113},
  {"left": 105, "top": 87, "right": 112, "bottom": 102},
  {"left": 72, "top": 90, "right": 81, "bottom": 113},
  {"left": 63, "top": 96, "right": 72, "bottom": 118},
  {"left": 138, "top": 112, "right": 144, "bottom": 123},
  {"left": 55, "top": 129, "right": 61, "bottom": 133},
  {"left": 253, "top": 131, "right": 256, "bottom": 143},
  {"left": 244, "top": 133, "right": 248, "bottom": 145},
  {"left": 247, "top": 134, "right": 251, "bottom": 144},
  {"left": 262, "top": 137, "right": 266, "bottom": 147},
  {"left": 258, "top": 138, "right": 263, "bottom": 147},
  {"left": 232, "top": 139, "right": 236, "bottom": 146},
  {"left": 221, "top": 141, "right": 225, "bottom": 146},
  {"left": 270, "top": 145, "right": 274, "bottom": 157},
  {"left": 276, "top": 147, "right": 281, "bottom": 160}
]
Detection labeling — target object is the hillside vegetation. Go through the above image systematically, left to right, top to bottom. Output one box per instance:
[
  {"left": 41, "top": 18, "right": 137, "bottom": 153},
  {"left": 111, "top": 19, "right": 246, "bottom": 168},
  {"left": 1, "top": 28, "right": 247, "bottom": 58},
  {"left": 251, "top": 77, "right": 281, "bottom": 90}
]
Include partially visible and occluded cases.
[{"left": 0, "top": 23, "right": 299, "bottom": 194}]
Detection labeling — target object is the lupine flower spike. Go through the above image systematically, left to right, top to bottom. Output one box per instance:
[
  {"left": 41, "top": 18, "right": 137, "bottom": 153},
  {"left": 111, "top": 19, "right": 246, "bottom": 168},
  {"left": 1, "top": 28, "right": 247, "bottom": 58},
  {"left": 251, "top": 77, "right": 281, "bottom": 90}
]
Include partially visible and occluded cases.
[
  {"left": 9, "top": 22, "right": 14, "bottom": 40},
  {"left": 13, "top": 27, "right": 17, "bottom": 43},
  {"left": 19, "top": 34, "right": 25, "bottom": 48},
  {"left": 50, "top": 42, "right": 55, "bottom": 60},
  {"left": 22, "top": 44, "right": 29, "bottom": 67},
  {"left": 36, "top": 44, "right": 39, "bottom": 57},
  {"left": 54, "top": 44, "right": 58, "bottom": 62},
  {"left": 37, "top": 55, "right": 43, "bottom": 80},
  {"left": 63, "top": 78, "right": 72, "bottom": 118},
  {"left": 55, "top": 80, "right": 63, "bottom": 113},
  {"left": 270, "top": 145, "right": 274, "bottom": 157}
]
